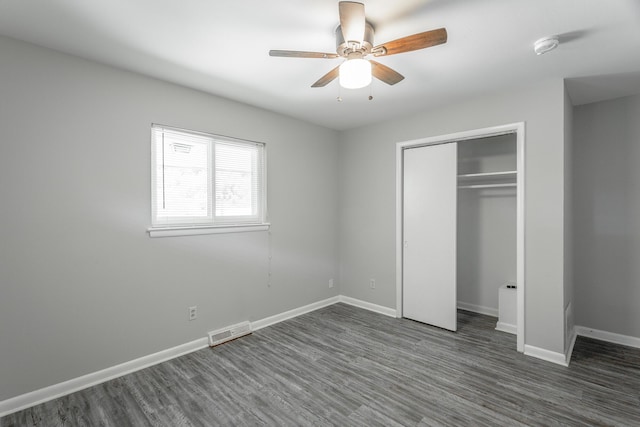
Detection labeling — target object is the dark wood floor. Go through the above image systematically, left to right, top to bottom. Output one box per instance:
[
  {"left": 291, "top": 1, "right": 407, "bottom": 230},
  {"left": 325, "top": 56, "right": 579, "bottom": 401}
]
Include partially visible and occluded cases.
[{"left": 2, "top": 303, "right": 640, "bottom": 426}]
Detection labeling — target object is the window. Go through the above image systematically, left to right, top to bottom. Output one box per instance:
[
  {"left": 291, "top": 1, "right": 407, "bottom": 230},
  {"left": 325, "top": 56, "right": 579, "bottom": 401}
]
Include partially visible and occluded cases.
[{"left": 150, "top": 124, "right": 267, "bottom": 236}]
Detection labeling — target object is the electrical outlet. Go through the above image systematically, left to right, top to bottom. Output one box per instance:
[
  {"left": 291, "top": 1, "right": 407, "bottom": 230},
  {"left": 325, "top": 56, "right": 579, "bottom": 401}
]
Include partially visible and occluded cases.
[
  {"left": 329, "top": 278, "right": 334, "bottom": 288},
  {"left": 370, "top": 279, "right": 376, "bottom": 289},
  {"left": 188, "top": 306, "right": 197, "bottom": 321}
]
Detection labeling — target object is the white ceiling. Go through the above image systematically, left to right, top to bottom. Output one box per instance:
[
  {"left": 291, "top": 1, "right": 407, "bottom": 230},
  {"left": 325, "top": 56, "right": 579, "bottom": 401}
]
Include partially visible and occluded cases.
[{"left": 1, "top": 0, "right": 640, "bottom": 130}]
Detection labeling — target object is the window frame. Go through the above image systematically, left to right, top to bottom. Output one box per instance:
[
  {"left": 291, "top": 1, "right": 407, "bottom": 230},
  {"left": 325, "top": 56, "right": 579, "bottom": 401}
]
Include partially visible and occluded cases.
[{"left": 148, "top": 124, "right": 268, "bottom": 237}]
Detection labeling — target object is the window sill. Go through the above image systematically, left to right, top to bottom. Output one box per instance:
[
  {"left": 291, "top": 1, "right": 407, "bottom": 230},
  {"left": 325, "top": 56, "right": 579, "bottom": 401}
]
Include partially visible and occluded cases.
[{"left": 148, "top": 223, "right": 270, "bottom": 238}]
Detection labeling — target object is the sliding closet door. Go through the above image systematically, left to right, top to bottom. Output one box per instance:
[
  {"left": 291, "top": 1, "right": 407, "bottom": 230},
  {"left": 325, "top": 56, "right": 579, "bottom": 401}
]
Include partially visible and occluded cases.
[{"left": 403, "top": 143, "right": 457, "bottom": 331}]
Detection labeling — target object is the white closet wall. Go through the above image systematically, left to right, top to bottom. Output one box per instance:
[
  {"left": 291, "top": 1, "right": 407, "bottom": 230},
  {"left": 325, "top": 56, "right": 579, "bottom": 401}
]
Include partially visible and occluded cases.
[{"left": 457, "top": 135, "right": 517, "bottom": 314}]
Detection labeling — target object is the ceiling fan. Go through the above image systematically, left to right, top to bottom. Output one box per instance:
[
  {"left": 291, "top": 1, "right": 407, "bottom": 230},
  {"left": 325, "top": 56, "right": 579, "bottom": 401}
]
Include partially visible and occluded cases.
[{"left": 269, "top": 1, "right": 447, "bottom": 89}]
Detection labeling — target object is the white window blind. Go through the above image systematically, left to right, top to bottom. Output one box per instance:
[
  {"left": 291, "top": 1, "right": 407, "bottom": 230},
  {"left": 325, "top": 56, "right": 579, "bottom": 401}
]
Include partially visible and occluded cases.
[
  {"left": 151, "top": 124, "right": 266, "bottom": 230},
  {"left": 214, "top": 140, "right": 264, "bottom": 223}
]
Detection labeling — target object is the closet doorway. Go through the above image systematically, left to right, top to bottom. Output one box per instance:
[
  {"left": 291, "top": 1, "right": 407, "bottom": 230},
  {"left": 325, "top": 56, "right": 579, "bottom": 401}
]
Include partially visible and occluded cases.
[{"left": 395, "top": 123, "right": 525, "bottom": 352}]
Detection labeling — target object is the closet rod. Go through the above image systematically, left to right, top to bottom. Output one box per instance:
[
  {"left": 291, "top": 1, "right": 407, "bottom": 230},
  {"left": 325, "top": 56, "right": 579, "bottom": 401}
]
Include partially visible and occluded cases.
[{"left": 458, "top": 183, "right": 516, "bottom": 189}]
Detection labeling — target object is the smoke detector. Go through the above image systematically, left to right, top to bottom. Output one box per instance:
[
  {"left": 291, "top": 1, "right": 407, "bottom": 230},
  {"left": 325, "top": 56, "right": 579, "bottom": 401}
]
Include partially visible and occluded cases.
[{"left": 533, "top": 36, "right": 559, "bottom": 55}]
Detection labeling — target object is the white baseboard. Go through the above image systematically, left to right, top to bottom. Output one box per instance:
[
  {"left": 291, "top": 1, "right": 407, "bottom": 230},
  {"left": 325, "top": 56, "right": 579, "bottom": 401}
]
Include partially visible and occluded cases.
[
  {"left": 0, "top": 294, "right": 394, "bottom": 417},
  {"left": 250, "top": 296, "right": 340, "bottom": 331},
  {"left": 339, "top": 296, "right": 397, "bottom": 317},
  {"left": 1, "top": 297, "right": 340, "bottom": 418},
  {"left": 16, "top": 297, "right": 626, "bottom": 416},
  {"left": 457, "top": 301, "right": 498, "bottom": 317},
  {"left": 495, "top": 321, "right": 517, "bottom": 335},
  {"left": 575, "top": 325, "right": 640, "bottom": 349},
  {"left": 525, "top": 327, "right": 581, "bottom": 368},
  {"left": 0, "top": 337, "right": 209, "bottom": 418},
  {"left": 524, "top": 344, "right": 569, "bottom": 367}
]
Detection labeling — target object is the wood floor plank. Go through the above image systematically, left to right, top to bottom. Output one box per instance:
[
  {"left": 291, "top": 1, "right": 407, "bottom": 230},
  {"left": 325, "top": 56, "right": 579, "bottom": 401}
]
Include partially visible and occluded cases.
[{"left": 2, "top": 303, "right": 640, "bottom": 426}]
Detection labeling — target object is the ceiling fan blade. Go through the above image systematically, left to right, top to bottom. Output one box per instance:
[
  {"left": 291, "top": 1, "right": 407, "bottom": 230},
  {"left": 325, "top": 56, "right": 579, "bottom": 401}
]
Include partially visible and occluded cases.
[
  {"left": 339, "top": 1, "right": 366, "bottom": 44},
  {"left": 373, "top": 28, "right": 448, "bottom": 56},
  {"left": 269, "top": 50, "right": 339, "bottom": 59},
  {"left": 370, "top": 60, "right": 404, "bottom": 85},
  {"left": 311, "top": 66, "right": 340, "bottom": 88}
]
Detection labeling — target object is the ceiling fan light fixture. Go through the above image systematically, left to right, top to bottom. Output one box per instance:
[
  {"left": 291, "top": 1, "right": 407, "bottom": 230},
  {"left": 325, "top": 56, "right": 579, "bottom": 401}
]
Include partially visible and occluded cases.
[{"left": 339, "top": 58, "right": 372, "bottom": 89}]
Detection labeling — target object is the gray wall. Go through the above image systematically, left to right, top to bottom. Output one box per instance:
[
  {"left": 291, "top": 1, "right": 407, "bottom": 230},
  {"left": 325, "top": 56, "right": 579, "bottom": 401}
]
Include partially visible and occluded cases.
[
  {"left": 0, "top": 36, "right": 339, "bottom": 401},
  {"left": 338, "top": 79, "right": 568, "bottom": 354},
  {"left": 573, "top": 94, "right": 640, "bottom": 339},
  {"left": 457, "top": 135, "right": 517, "bottom": 312},
  {"left": 457, "top": 191, "right": 517, "bottom": 311}
]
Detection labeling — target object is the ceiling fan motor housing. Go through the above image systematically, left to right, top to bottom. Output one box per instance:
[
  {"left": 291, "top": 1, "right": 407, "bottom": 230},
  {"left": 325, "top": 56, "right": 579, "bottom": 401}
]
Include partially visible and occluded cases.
[{"left": 335, "top": 22, "right": 374, "bottom": 57}]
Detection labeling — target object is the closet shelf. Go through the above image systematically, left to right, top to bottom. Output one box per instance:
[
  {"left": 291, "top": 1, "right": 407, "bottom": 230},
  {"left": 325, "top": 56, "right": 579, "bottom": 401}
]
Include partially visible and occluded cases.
[
  {"left": 457, "top": 170, "right": 517, "bottom": 180},
  {"left": 459, "top": 183, "right": 516, "bottom": 189}
]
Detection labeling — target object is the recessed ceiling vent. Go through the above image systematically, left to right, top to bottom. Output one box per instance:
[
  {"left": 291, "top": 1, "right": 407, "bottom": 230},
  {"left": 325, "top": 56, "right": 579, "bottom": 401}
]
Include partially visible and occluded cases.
[
  {"left": 533, "top": 36, "right": 559, "bottom": 55},
  {"left": 208, "top": 321, "right": 252, "bottom": 347}
]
